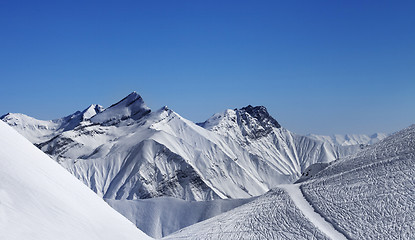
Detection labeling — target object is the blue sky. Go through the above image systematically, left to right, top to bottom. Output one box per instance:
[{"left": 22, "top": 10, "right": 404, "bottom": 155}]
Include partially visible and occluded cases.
[{"left": 1, "top": 1, "right": 414, "bottom": 134}]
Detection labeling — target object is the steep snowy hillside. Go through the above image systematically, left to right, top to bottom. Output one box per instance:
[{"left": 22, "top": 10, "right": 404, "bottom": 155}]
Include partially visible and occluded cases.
[
  {"left": 1, "top": 92, "right": 364, "bottom": 202},
  {"left": 0, "top": 121, "right": 151, "bottom": 240},
  {"left": 301, "top": 124, "right": 415, "bottom": 239},
  {"left": 307, "top": 133, "right": 387, "bottom": 146},
  {"left": 106, "top": 197, "right": 253, "bottom": 238}
]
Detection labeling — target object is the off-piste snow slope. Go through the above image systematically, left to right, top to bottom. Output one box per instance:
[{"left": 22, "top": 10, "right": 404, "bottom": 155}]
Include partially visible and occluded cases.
[
  {"left": 1, "top": 91, "right": 375, "bottom": 202},
  {"left": 0, "top": 121, "right": 152, "bottom": 240},
  {"left": 168, "top": 124, "right": 415, "bottom": 240}
]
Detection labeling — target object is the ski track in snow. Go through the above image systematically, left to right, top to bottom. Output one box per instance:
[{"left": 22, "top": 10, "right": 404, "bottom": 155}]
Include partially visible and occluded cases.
[{"left": 280, "top": 184, "right": 348, "bottom": 240}]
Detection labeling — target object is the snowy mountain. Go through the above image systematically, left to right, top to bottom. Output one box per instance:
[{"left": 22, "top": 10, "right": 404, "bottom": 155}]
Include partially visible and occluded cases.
[
  {"left": 2, "top": 91, "right": 409, "bottom": 239},
  {"left": 1, "top": 92, "right": 363, "bottom": 202},
  {"left": 1, "top": 92, "right": 370, "bottom": 200},
  {"left": 0, "top": 104, "right": 103, "bottom": 144},
  {"left": 198, "top": 105, "right": 364, "bottom": 176},
  {"left": 0, "top": 121, "right": 151, "bottom": 240},
  {"left": 166, "top": 124, "right": 415, "bottom": 239},
  {"left": 307, "top": 133, "right": 387, "bottom": 146}
]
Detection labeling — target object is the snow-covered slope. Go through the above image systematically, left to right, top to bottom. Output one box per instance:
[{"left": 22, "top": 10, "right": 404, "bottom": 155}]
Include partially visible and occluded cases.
[
  {"left": 1, "top": 92, "right": 365, "bottom": 202},
  {"left": 198, "top": 105, "right": 361, "bottom": 175},
  {"left": 0, "top": 121, "right": 151, "bottom": 240},
  {"left": 166, "top": 124, "right": 414, "bottom": 239},
  {"left": 301, "top": 124, "right": 415, "bottom": 239},
  {"left": 307, "top": 133, "right": 387, "bottom": 146},
  {"left": 165, "top": 187, "right": 331, "bottom": 240},
  {"left": 106, "top": 197, "right": 254, "bottom": 238}
]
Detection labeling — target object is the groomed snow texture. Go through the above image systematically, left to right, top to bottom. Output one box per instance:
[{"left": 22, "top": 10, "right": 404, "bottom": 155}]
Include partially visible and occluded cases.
[
  {"left": 302, "top": 124, "right": 415, "bottom": 239},
  {"left": 164, "top": 188, "right": 330, "bottom": 240}
]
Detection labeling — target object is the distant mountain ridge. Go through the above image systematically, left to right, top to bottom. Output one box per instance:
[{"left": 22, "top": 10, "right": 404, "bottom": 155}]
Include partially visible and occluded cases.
[
  {"left": 1, "top": 91, "right": 386, "bottom": 202},
  {"left": 307, "top": 133, "right": 388, "bottom": 146}
]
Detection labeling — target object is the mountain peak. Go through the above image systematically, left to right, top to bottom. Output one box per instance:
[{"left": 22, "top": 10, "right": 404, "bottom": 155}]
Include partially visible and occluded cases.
[
  {"left": 108, "top": 91, "right": 140, "bottom": 108},
  {"left": 91, "top": 92, "right": 151, "bottom": 124},
  {"left": 81, "top": 104, "right": 105, "bottom": 120},
  {"left": 199, "top": 105, "right": 281, "bottom": 140},
  {"left": 238, "top": 105, "right": 281, "bottom": 129}
]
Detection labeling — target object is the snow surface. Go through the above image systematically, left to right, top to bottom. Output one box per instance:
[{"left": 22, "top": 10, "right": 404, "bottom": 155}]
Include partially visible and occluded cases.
[
  {"left": 0, "top": 121, "right": 151, "bottom": 240},
  {"left": 165, "top": 124, "right": 414, "bottom": 239},
  {"left": 302, "top": 124, "right": 415, "bottom": 239},
  {"left": 295, "top": 162, "right": 329, "bottom": 183},
  {"left": 280, "top": 184, "right": 347, "bottom": 240},
  {"left": 164, "top": 187, "right": 330, "bottom": 240},
  {"left": 106, "top": 197, "right": 253, "bottom": 238}
]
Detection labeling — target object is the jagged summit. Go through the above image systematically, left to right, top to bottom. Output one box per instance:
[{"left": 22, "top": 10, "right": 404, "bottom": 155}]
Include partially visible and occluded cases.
[
  {"left": 91, "top": 91, "right": 151, "bottom": 124},
  {"left": 199, "top": 105, "right": 282, "bottom": 140},
  {"left": 238, "top": 105, "right": 281, "bottom": 129}
]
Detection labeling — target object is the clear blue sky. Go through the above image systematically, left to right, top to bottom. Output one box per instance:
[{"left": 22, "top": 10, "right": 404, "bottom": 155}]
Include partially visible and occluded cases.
[{"left": 1, "top": 1, "right": 414, "bottom": 135}]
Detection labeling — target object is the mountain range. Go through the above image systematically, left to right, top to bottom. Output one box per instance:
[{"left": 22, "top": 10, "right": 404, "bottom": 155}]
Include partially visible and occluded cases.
[
  {"left": 1, "top": 91, "right": 385, "bottom": 202},
  {"left": 2, "top": 91, "right": 396, "bottom": 238}
]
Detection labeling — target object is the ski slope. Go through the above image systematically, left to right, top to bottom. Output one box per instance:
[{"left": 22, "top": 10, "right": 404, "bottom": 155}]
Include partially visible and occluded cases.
[
  {"left": 0, "top": 121, "right": 151, "bottom": 240},
  {"left": 164, "top": 124, "right": 414, "bottom": 239},
  {"left": 302, "top": 124, "right": 415, "bottom": 239},
  {"left": 280, "top": 185, "right": 347, "bottom": 240},
  {"left": 165, "top": 187, "right": 330, "bottom": 240}
]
